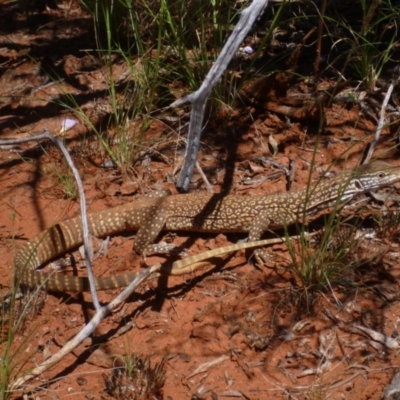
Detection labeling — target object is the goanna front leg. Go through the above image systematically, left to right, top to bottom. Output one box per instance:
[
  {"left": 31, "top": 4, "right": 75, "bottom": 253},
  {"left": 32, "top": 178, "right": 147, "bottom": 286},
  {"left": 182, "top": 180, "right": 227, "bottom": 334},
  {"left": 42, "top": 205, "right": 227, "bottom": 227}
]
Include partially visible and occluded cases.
[
  {"left": 132, "top": 189, "right": 177, "bottom": 258},
  {"left": 133, "top": 204, "right": 174, "bottom": 258},
  {"left": 248, "top": 214, "right": 278, "bottom": 267}
]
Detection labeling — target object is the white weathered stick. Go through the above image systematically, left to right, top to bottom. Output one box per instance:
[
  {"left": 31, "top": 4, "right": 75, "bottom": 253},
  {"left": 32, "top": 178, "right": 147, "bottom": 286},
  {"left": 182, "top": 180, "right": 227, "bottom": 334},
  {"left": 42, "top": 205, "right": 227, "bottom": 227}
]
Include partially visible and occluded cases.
[
  {"left": 170, "top": 0, "right": 269, "bottom": 191},
  {"left": 364, "top": 76, "right": 397, "bottom": 163},
  {"left": 0, "top": 131, "right": 102, "bottom": 311},
  {"left": 9, "top": 264, "right": 160, "bottom": 390}
]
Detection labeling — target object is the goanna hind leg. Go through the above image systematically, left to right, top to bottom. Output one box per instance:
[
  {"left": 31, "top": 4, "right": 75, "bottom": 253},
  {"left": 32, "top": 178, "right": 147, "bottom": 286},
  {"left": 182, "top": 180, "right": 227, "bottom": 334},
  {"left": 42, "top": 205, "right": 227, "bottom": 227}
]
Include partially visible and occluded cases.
[{"left": 248, "top": 214, "right": 279, "bottom": 267}]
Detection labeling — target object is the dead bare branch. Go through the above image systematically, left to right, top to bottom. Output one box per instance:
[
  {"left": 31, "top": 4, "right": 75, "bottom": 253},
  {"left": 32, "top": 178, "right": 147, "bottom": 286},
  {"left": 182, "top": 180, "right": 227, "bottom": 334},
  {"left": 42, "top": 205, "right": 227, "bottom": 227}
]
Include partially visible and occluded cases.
[
  {"left": 170, "top": 0, "right": 269, "bottom": 191},
  {"left": 0, "top": 131, "right": 102, "bottom": 311}
]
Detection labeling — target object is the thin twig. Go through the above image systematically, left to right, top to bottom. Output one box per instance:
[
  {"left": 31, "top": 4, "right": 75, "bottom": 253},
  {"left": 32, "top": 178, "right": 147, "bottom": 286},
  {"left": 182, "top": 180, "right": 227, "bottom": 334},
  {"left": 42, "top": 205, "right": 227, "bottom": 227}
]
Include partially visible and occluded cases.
[
  {"left": 364, "top": 70, "right": 399, "bottom": 163},
  {"left": 0, "top": 131, "right": 101, "bottom": 311},
  {"left": 196, "top": 161, "right": 214, "bottom": 193}
]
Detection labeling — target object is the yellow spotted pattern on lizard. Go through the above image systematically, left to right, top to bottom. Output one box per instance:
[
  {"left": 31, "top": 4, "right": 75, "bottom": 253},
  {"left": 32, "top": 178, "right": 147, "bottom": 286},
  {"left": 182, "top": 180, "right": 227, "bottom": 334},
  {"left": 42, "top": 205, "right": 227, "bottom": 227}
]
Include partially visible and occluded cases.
[{"left": 13, "top": 161, "right": 400, "bottom": 292}]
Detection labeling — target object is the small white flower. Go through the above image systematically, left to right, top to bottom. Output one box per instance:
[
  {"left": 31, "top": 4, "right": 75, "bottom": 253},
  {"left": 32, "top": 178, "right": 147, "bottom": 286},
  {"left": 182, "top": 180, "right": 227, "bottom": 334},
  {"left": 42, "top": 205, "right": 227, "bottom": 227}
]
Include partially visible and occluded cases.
[{"left": 60, "top": 118, "right": 77, "bottom": 134}]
